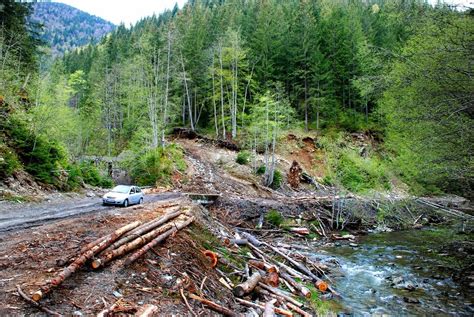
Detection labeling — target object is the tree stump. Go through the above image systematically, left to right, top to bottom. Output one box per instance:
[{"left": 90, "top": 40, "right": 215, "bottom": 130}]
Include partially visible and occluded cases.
[{"left": 287, "top": 161, "right": 302, "bottom": 189}]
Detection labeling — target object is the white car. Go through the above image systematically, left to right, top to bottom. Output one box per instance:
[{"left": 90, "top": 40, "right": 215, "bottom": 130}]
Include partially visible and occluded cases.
[{"left": 102, "top": 185, "right": 144, "bottom": 207}]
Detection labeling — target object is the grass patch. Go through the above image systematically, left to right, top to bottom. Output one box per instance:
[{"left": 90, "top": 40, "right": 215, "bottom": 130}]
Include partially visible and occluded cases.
[
  {"left": 236, "top": 151, "right": 251, "bottom": 165},
  {"left": 265, "top": 209, "right": 284, "bottom": 227}
]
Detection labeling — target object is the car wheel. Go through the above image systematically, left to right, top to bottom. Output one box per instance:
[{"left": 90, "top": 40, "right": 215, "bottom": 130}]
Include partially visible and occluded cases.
[
  {"left": 139, "top": 197, "right": 143, "bottom": 204},
  {"left": 123, "top": 199, "right": 129, "bottom": 207}
]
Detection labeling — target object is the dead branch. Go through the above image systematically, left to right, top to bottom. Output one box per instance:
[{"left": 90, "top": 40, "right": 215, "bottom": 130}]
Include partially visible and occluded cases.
[
  {"left": 16, "top": 285, "right": 63, "bottom": 316},
  {"left": 188, "top": 293, "right": 237, "bottom": 317}
]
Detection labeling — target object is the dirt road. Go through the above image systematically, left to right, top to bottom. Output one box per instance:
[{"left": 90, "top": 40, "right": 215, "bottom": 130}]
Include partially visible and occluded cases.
[{"left": 0, "top": 192, "right": 181, "bottom": 233}]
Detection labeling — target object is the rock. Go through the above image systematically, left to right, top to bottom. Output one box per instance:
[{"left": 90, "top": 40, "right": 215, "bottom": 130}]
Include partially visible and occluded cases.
[
  {"left": 86, "top": 192, "right": 95, "bottom": 197},
  {"left": 413, "top": 223, "right": 423, "bottom": 229},
  {"left": 349, "top": 243, "right": 358, "bottom": 247},
  {"left": 395, "top": 255, "right": 403, "bottom": 259},
  {"left": 392, "top": 276, "right": 404, "bottom": 285},
  {"left": 404, "top": 283, "right": 416, "bottom": 291},
  {"left": 112, "top": 290, "right": 123, "bottom": 298},
  {"left": 403, "top": 297, "right": 420, "bottom": 304},
  {"left": 72, "top": 311, "right": 83, "bottom": 316}
]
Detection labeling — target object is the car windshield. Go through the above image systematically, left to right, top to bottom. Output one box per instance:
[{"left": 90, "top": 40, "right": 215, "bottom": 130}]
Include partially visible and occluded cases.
[{"left": 111, "top": 185, "right": 131, "bottom": 194}]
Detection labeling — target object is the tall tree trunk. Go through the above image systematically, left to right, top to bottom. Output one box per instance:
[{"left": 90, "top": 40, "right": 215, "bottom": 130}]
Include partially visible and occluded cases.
[
  {"left": 162, "top": 30, "right": 172, "bottom": 148},
  {"left": 219, "top": 45, "right": 226, "bottom": 139},
  {"left": 180, "top": 52, "right": 194, "bottom": 131},
  {"left": 211, "top": 53, "right": 219, "bottom": 137},
  {"left": 304, "top": 70, "right": 308, "bottom": 132}
]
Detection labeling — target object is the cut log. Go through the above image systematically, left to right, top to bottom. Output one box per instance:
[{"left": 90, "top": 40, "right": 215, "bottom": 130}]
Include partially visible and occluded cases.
[
  {"left": 101, "top": 208, "right": 182, "bottom": 253},
  {"left": 123, "top": 217, "right": 194, "bottom": 266},
  {"left": 93, "top": 220, "right": 177, "bottom": 269},
  {"left": 33, "top": 221, "right": 141, "bottom": 301},
  {"left": 289, "top": 227, "right": 310, "bottom": 235},
  {"left": 203, "top": 250, "right": 218, "bottom": 268},
  {"left": 233, "top": 271, "right": 262, "bottom": 297},
  {"left": 280, "top": 271, "right": 311, "bottom": 298},
  {"left": 315, "top": 280, "right": 328, "bottom": 292},
  {"left": 188, "top": 293, "right": 237, "bottom": 317},
  {"left": 235, "top": 298, "right": 293, "bottom": 317}
]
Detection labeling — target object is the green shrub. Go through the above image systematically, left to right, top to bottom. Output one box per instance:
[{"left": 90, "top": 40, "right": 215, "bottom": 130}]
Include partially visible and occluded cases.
[
  {"left": 2, "top": 115, "right": 69, "bottom": 186},
  {"left": 0, "top": 143, "right": 20, "bottom": 178},
  {"left": 126, "top": 143, "right": 187, "bottom": 186},
  {"left": 336, "top": 150, "right": 390, "bottom": 192},
  {"left": 236, "top": 151, "right": 251, "bottom": 165},
  {"left": 66, "top": 162, "right": 114, "bottom": 190},
  {"left": 256, "top": 165, "right": 266, "bottom": 175},
  {"left": 270, "top": 169, "right": 283, "bottom": 189},
  {"left": 265, "top": 209, "right": 284, "bottom": 227}
]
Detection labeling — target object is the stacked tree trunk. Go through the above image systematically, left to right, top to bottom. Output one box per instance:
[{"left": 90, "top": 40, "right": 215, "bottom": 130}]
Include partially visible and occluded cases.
[{"left": 31, "top": 205, "right": 194, "bottom": 302}]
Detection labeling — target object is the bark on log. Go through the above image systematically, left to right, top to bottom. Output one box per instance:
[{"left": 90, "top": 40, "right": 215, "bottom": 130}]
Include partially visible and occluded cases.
[
  {"left": 101, "top": 208, "right": 182, "bottom": 253},
  {"left": 123, "top": 217, "right": 194, "bottom": 266},
  {"left": 93, "top": 219, "right": 179, "bottom": 268},
  {"left": 33, "top": 221, "right": 141, "bottom": 301},
  {"left": 289, "top": 227, "right": 310, "bottom": 235},
  {"left": 240, "top": 232, "right": 262, "bottom": 247},
  {"left": 223, "top": 238, "right": 249, "bottom": 246},
  {"left": 233, "top": 271, "right": 262, "bottom": 297},
  {"left": 266, "top": 271, "right": 279, "bottom": 288},
  {"left": 280, "top": 271, "right": 311, "bottom": 298},
  {"left": 258, "top": 283, "right": 303, "bottom": 307},
  {"left": 188, "top": 293, "right": 237, "bottom": 317},
  {"left": 235, "top": 298, "right": 293, "bottom": 317},
  {"left": 263, "top": 299, "right": 276, "bottom": 317},
  {"left": 286, "top": 302, "right": 312, "bottom": 317}
]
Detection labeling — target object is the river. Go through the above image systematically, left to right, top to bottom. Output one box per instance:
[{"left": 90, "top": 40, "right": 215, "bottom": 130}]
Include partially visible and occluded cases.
[{"left": 309, "top": 227, "right": 473, "bottom": 316}]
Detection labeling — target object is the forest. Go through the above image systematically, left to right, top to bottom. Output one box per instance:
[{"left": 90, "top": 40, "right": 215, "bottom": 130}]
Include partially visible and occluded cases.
[{"left": 0, "top": 0, "right": 472, "bottom": 197}]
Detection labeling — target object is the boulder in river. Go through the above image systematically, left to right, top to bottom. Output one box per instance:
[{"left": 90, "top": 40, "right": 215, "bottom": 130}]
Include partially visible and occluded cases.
[{"left": 403, "top": 296, "right": 420, "bottom": 304}]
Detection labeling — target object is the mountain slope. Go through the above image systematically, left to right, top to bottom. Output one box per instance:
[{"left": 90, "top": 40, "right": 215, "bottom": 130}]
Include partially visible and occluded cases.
[{"left": 29, "top": 2, "right": 115, "bottom": 55}]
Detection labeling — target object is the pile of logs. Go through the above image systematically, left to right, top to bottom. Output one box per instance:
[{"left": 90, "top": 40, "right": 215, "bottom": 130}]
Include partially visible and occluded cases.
[
  {"left": 30, "top": 204, "right": 194, "bottom": 302},
  {"left": 190, "top": 231, "right": 337, "bottom": 317}
]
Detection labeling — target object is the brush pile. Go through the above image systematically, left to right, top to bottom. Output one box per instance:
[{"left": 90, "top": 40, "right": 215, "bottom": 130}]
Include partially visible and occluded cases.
[
  {"left": 27, "top": 203, "right": 194, "bottom": 303},
  {"left": 183, "top": 224, "right": 337, "bottom": 317}
]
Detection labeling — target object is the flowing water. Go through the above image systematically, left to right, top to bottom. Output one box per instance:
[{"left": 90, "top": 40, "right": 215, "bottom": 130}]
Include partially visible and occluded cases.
[{"left": 310, "top": 227, "right": 473, "bottom": 316}]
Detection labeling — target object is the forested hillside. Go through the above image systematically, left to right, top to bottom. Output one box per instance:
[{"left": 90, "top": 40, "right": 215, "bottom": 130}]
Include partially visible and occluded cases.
[
  {"left": 0, "top": 0, "right": 472, "bottom": 198},
  {"left": 29, "top": 2, "right": 115, "bottom": 55}
]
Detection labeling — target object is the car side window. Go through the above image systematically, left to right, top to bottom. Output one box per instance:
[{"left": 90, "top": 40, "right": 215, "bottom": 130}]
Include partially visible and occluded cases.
[
  {"left": 130, "top": 187, "right": 135, "bottom": 194},
  {"left": 136, "top": 187, "right": 141, "bottom": 193}
]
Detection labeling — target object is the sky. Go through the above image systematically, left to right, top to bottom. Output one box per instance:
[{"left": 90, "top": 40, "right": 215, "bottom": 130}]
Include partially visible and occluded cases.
[
  {"left": 56, "top": 0, "right": 472, "bottom": 26},
  {"left": 56, "top": 0, "right": 188, "bottom": 26}
]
